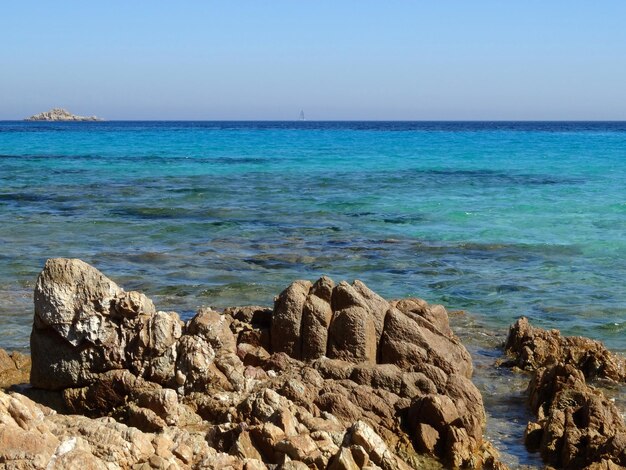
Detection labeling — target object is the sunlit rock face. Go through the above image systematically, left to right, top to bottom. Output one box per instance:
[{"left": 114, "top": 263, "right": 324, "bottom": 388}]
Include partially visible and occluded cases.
[{"left": 16, "top": 258, "right": 505, "bottom": 469}]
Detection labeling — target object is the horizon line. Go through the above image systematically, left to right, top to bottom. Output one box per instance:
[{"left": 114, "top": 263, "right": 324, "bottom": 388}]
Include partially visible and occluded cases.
[{"left": 4, "top": 119, "right": 626, "bottom": 123}]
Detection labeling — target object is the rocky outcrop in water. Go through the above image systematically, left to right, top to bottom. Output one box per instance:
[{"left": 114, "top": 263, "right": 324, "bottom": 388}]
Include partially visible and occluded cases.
[
  {"left": 24, "top": 108, "right": 103, "bottom": 121},
  {"left": 0, "top": 258, "right": 507, "bottom": 469},
  {"left": 504, "top": 317, "right": 626, "bottom": 381},
  {"left": 504, "top": 318, "right": 626, "bottom": 469}
]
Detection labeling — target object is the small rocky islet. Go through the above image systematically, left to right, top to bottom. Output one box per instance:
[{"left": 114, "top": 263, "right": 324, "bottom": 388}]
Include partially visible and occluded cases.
[
  {"left": 24, "top": 108, "right": 103, "bottom": 121},
  {"left": 0, "top": 259, "right": 624, "bottom": 469}
]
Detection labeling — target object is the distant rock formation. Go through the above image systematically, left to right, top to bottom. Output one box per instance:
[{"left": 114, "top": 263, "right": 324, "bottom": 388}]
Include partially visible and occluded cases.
[{"left": 24, "top": 108, "right": 103, "bottom": 121}]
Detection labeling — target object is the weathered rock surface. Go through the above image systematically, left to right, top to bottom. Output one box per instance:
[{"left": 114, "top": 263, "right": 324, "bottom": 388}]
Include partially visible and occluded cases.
[
  {"left": 24, "top": 108, "right": 103, "bottom": 121},
  {"left": 3, "top": 258, "right": 506, "bottom": 469},
  {"left": 504, "top": 317, "right": 626, "bottom": 381},
  {"left": 504, "top": 318, "right": 626, "bottom": 469},
  {"left": 0, "top": 349, "right": 30, "bottom": 389},
  {"left": 0, "top": 388, "right": 218, "bottom": 469}
]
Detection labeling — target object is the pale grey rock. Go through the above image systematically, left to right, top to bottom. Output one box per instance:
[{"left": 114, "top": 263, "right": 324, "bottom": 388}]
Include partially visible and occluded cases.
[
  {"left": 25, "top": 108, "right": 103, "bottom": 121},
  {"left": 34, "top": 258, "right": 122, "bottom": 345},
  {"left": 31, "top": 259, "right": 171, "bottom": 389},
  {"left": 175, "top": 335, "right": 216, "bottom": 392}
]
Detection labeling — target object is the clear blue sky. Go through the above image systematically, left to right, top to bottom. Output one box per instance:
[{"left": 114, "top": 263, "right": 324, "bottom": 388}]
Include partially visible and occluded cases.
[{"left": 2, "top": 1, "right": 626, "bottom": 120}]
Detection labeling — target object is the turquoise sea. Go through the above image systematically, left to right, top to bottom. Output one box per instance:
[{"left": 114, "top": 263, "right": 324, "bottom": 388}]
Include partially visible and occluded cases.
[{"left": 1, "top": 120, "right": 625, "bottom": 466}]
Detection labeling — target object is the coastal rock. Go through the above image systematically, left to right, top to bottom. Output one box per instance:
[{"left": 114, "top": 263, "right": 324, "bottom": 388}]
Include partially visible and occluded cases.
[
  {"left": 24, "top": 108, "right": 103, "bottom": 122},
  {"left": 30, "top": 258, "right": 174, "bottom": 389},
  {"left": 33, "top": 258, "right": 122, "bottom": 344},
  {"left": 20, "top": 259, "right": 504, "bottom": 469},
  {"left": 273, "top": 278, "right": 473, "bottom": 377},
  {"left": 271, "top": 279, "right": 312, "bottom": 359},
  {"left": 300, "top": 279, "right": 334, "bottom": 361},
  {"left": 391, "top": 298, "right": 453, "bottom": 338},
  {"left": 327, "top": 305, "right": 378, "bottom": 363},
  {"left": 380, "top": 307, "right": 472, "bottom": 377},
  {"left": 504, "top": 317, "right": 626, "bottom": 381},
  {"left": 504, "top": 318, "right": 626, "bottom": 469},
  {"left": 0, "top": 348, "right": 30, "bottom": 389},
  {"left": 526, "top": 363, "right": 626, "bottom": 468},
  {"left": 0, "top": 388, "right": 216, "bottom": 468},
  {"left": 0, "top": 390, "right": 60, "bottom": 468}
]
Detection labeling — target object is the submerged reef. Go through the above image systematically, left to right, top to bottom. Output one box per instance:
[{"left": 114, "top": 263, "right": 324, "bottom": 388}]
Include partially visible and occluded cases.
[{"left": 0, "top": 258, "right": 624, "bottom": 469}]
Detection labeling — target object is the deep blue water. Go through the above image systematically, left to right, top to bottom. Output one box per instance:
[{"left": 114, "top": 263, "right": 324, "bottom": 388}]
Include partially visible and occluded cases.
[{"left": 1, "top": 121, "right": 625, "bottom": 354}]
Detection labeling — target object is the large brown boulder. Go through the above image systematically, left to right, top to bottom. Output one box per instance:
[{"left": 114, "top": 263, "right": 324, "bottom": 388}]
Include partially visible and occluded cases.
[
  {"left": 300, "top": 277, "right": 334, "bottom": 361},
  {"left": 272, "top": 278, "right": 474, "bottom": 378},
  {"left": 271, "top": 280, "right": 312, "bottom": 359},
  {"left": 391, "top": 298, "right": 453, "bottom": 337},
  {"left": 327, "top": 306, "right": 378, "bottom": 363},
  {"left": 380, "top": 307, "right": 472, "bottom": 377}
]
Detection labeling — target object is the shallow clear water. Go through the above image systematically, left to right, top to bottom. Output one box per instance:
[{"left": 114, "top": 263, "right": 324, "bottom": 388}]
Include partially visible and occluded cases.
[
  {"left": 2, "top": 120, "right": 625, "bottom": 467},
  {"left": 1, "top": 121, "right": 624, "bottom": 353}
]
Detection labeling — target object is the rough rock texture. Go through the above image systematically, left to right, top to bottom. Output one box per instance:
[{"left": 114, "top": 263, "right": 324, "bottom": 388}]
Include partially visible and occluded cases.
[
  {"left": 24, "top": 108, "right": 103, "bottom": 121},
  {"left": 30, "top": 258, "right": 163, "bottom": 390},
  {"left": 7, "top": 259, "right": 506, "bottom": 469},
  {"left": 504, "top": 317, "right": 626, "bottom": 381},
  {"left": 504, "top": 318, "right": 626, "bottom": 469},
  {"left": 0, "top": 349, "right": 30, "bottom": 389},
  {"left": 0, "top": 388, "right": 220, "bottom": 469}
]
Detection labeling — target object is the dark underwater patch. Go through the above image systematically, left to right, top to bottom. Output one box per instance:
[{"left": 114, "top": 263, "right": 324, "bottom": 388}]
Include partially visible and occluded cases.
[
  {"left": 409, "top": 168, "right": 584, "bottom": 186},
  {"left": 0, "top": 192, "right": 57, "bottom": 203},
  {"left": 383, "top": 214, "right": 425, "bottom": 224},
  {"left": 411, "top": 241, "right": 582, "bottom": 260}
]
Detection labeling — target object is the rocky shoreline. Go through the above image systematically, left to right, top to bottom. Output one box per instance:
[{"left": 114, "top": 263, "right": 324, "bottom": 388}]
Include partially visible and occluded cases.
[{"left": 0, "top": 258, "right": 624, "bottom": 469}]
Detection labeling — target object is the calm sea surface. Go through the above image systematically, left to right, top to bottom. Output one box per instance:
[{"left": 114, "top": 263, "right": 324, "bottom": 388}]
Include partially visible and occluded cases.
[
  {"left": 1, "top": 120, "right": 625, "bottom": 466},
  {"left": 2, "top": 121, "right": 624, "bottom": 351}
]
